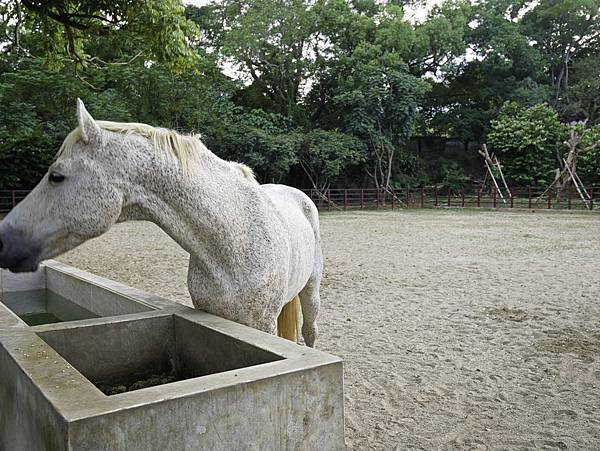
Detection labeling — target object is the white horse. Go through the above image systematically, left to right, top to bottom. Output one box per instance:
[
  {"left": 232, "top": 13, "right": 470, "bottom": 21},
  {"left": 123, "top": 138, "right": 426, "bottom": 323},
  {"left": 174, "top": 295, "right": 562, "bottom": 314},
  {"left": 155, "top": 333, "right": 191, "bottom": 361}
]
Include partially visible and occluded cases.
[{"left": 0, "top": 100, "right": 322, "bottom": 347}]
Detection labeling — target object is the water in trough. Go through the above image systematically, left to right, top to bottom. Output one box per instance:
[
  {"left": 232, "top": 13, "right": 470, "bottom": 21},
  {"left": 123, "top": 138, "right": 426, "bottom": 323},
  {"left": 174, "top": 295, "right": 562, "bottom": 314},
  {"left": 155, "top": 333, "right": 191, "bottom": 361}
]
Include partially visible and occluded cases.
[{"left": 0, "top": 289, "right": 98, "bottom": 326}]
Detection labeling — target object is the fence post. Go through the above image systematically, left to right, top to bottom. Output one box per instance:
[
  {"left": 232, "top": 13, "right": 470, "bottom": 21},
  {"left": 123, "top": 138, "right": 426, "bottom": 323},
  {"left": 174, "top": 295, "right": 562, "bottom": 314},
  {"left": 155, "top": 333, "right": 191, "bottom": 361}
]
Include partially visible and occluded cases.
[
  {"left": 405, "top": 186, "right": 409, "bottom": 207},
  {"left": 420, "top": 187, "right": 425, "bottom": 208},
  {"left": 434, "top": 187, "right": 439, "bottom": 207},
  {"left": 493, "top": 187, "right": 497, "bottom": 208},
  {"left": 528, "top": 187, "right": 532, "bottom": 209},
  {"left": 568, "top": 187, "right": 572, "bottom": 210},
  {"left": 447, "top": 188, "right": 451, "bottom": 207},
  {"left": 461, "top": 188, "right": 465, "bottom": 207},
  {"left": 476, "top": 188, "right": 480, "bottom": 208},
  {"left": 590, "top": 188, "right": 594, "bottom": 211},
  {"left": 327, "top": 189, "right": 331, "bottom": 211},
  {"left": 360, "top": 189, "right": 364, "bottom": 209},
  {"left": 547, "top": 189, "right": 552, "bottom": 209},
  {"left": 11, "top": 190, "right": 16, "bottom": 208},
  {"left": 344, "top": 190, "right": 348, "bottom": 210},
  {"left": 376, "top": 190, "right": 380, "bottom": 209},
  {"left": 391, "top": 190, "right": 395, "bottom": 210},
  {"left": 510, "top": 193, "right": 514, "bottom": 209}
]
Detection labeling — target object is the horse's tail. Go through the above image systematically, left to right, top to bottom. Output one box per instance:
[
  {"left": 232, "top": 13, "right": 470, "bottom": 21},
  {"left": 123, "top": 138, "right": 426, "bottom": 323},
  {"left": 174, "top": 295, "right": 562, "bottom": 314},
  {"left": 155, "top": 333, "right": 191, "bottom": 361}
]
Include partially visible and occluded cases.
[{"left": 277, "top": 295, "right": 301, "bottom": 342}]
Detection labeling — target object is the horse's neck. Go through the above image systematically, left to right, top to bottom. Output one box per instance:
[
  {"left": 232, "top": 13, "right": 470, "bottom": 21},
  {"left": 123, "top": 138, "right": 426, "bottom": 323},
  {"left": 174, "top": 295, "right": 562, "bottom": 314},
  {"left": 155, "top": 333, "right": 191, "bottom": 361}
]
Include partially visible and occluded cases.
[{"left": 122, "top": 152, "right": 264, "bottom": 268}]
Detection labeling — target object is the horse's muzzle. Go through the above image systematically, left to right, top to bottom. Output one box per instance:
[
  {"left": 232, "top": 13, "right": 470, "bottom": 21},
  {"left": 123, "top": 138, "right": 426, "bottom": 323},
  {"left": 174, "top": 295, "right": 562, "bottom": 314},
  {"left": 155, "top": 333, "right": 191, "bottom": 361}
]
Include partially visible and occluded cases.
[{"left": 0, "top": 224, "right": 41, "bottom": 273}]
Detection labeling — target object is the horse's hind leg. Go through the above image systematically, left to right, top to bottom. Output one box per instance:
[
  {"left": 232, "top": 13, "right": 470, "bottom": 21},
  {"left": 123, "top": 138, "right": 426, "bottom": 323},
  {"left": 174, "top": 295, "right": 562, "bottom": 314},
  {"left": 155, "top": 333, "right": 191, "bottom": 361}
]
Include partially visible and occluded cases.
[{"left": 299, "top": 274, "right": 321, "bottom": 348}]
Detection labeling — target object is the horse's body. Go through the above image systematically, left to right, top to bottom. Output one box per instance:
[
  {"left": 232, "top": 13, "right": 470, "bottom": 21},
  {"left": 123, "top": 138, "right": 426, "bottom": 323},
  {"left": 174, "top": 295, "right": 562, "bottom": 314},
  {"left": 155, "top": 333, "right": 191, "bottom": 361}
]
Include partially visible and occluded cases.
[{"left": 0, "top": 100, "right": 322, "bottom": 346}]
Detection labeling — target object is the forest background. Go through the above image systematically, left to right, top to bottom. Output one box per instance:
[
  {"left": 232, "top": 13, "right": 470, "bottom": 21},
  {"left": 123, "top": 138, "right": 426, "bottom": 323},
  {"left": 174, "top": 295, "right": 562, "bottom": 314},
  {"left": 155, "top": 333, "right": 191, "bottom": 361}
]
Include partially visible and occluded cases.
[{"left": 0, "top": 0, "right": 599, "bottom": 192}]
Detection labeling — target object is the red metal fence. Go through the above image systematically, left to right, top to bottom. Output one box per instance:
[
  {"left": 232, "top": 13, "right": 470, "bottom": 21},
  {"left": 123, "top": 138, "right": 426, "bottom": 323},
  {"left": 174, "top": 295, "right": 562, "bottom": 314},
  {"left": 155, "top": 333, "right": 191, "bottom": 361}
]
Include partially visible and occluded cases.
[
  {"left": 1, "top": 186, "right": 598, "bottom": 214},
  {"left": 303, "top": 186, "right": 598, "bottom": 212},
  {"left": 0, "top": 190, "right": 30, "bottom": 214}
]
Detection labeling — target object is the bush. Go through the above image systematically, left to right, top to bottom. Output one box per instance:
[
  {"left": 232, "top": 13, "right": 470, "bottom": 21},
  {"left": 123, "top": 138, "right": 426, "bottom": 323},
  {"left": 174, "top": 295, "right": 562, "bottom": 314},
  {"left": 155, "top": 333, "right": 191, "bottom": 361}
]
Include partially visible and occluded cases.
[{"left": 488, "top": 102, "right": 567, "bottom": 186}]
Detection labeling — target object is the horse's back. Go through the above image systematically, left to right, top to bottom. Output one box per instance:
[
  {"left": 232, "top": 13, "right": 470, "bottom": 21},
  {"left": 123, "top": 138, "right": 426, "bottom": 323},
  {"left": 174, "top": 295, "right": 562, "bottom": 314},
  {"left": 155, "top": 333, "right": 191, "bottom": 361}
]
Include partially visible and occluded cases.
[
  {"left": 259, "top": 184, "right": 321, "bottom": 297},
  {"left": 260, "top": 184, "right": 319, "bottom": 234}
]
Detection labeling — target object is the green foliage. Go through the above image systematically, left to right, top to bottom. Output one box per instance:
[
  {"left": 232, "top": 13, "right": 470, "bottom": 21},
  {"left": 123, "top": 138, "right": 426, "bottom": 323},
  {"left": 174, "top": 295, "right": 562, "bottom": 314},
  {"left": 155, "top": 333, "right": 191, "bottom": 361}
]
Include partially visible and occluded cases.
[
  {"left": 1, "top": 0, "right": 599, "bottom": 191},
  {"left": 4, "top": 0, "right": 199, "bottom": 70},
  {"left": 213, "top": 0, "right": 321, "bottom": 118},
  {"left": 408, "top": 0, "right": 472, "bottom": 75},
  {"left": 422, "top": 0, "right": 600, "bottom": 144},
  {"left": 523, "top": 0, "right": 600, "bottom": 111},
  {"left": 0, "top": 49, "right": 230, "bottom": 188},
  {"left": 562, "top": 54, "right": 600, "bottom": 124},
  {"left": 0, "top": 58, "right": 82, "bottom": 188},
  {"left": 333, "top": 61, "right": 429, "bottom": 188},
  {"left": 0, "top": 99, "right": 54, "bottom": 188},
  {"left": 488, "top": 102, "right": 567, "bottom": 186},
  {"left": 210, "top": 109, "right": 301, "bottom": 182},
  {"left": 577, "top": 125, "right": 600, "bottom": 185},
  {"left": 297, "top": 129, "right": 366, "bottom": 190},
  {"left": 429, "top": 159, "right": 470, "bottom": 188}
]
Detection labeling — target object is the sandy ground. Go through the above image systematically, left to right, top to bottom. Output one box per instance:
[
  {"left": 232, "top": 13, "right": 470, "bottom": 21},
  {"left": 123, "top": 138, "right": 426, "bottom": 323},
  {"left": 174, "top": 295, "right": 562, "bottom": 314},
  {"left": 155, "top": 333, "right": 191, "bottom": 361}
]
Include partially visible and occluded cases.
[{"left": 58, "top": 209, "right": 600, "bottom": 450}]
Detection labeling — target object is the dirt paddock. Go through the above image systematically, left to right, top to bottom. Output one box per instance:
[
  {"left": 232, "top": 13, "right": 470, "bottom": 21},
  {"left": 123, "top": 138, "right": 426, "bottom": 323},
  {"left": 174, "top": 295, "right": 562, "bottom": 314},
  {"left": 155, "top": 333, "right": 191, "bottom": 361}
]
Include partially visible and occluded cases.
[{"left": 58, "top": 209, "right": 600, "bottom": 450}]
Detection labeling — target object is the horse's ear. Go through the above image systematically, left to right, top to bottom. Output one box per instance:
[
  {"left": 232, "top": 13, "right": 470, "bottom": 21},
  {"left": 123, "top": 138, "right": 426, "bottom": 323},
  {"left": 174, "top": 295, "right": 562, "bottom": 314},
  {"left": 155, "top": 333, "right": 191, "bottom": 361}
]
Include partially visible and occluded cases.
[{"left": 76, "top": 98, "right": 102, "bottom": 143}]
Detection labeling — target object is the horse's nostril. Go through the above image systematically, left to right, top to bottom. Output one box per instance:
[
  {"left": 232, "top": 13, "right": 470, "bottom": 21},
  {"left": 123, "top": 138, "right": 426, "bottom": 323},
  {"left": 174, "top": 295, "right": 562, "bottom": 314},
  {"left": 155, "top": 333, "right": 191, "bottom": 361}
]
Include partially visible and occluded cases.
[{"left": 0, "top": 238, "right": 3, "bottom": 253}]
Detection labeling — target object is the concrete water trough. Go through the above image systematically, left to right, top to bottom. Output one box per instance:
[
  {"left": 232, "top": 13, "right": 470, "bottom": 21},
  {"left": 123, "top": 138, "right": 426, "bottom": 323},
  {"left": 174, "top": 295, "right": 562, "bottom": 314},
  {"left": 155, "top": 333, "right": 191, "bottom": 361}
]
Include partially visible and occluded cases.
[{"left": 0, "top": 261, "right": 344, "bottom": 450}]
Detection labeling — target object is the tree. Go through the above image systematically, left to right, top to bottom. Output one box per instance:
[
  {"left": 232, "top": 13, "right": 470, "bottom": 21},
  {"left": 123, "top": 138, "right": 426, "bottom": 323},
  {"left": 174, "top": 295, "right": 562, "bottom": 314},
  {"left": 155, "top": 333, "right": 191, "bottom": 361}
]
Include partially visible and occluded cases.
[
  {"left": 2, "top": 0, "right": 199, "bottom": 70},
  {"left": 209, "top": 0, "right": 321, "bottom": 119},
  {"left": 407, "top": 0, "right": 471, "bottom": 77},
  {"left": 422, "top": 0, "right": 550, "bottom": 143},
  {"left": 521, "top": 0, "right": 600, "bottom": 115},
  {"left": 307, "top": 2, "right": 430, "bottom": 189},
  {"left": 0, "top": 31, "right": 231, "bottom": 188},
  {"left": 561, "top": 54, "right": 600, "bottom": 124},
  {"left": 334, "top": 60, "right": 428, "bottom": 191},
  {"left": 488, "top": 102, "right": 567, "bottom": 186},
  {"left": 207, "top": 108, "right": 301, "bottom": 182},
  {"left": 577, "top": 124, "right": 600, "bottom": 185},
  {"left": 297, "top": 129, "right": 365, "bottom": 192}
]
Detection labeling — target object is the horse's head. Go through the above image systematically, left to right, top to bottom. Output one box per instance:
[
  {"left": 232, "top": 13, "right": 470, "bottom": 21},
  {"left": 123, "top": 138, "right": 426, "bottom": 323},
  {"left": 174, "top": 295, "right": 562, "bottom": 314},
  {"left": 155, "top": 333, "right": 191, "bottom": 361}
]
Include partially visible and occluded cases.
[{"left": 0, "top": 100, "right": 125, "bottom": 272}]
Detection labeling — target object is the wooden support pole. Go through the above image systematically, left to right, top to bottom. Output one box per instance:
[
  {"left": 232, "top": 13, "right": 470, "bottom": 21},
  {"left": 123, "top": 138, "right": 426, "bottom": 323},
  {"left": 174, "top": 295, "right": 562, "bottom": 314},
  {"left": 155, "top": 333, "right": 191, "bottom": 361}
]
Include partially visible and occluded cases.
[
  {"left": 479, "top": 145, "right": 506, "bottom": 203},
  {"left": 493, "top": 155, "right": 512, "bottom": 198},
  {"left": 564, "top": 159, "right": 589, "bottom": 206},
  {"left": 575, "top": 171, "right": 590, "bottom": 200}
]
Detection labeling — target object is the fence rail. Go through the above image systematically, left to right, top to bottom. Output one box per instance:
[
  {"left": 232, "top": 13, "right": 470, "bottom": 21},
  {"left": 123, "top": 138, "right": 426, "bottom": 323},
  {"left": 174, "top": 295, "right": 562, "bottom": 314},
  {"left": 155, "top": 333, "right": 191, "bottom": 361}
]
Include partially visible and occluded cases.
[
  {"left": 1, "top": 186, "right": 598, "bottom": 214},
  {"left": 302, "top": 186, "right": 598, "bottom": 212},
  {"left": 0, "top": 190, "right": 31, "bottom": 214}
]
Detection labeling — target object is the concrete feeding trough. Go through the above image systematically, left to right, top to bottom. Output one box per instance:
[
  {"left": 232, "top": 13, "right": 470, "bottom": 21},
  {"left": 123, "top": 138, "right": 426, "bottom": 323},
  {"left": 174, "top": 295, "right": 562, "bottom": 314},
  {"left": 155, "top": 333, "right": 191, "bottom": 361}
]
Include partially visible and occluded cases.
[{"left": 0, "top": 261, "right": 344, "bottom": 450}]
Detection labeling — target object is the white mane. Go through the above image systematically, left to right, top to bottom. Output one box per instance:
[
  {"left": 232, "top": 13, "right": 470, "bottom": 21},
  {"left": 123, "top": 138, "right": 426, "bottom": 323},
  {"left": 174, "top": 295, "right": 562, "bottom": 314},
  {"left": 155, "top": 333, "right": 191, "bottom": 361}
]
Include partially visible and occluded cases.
[{"left": 58, "top": 120, "right": 256, "bottom": 181}]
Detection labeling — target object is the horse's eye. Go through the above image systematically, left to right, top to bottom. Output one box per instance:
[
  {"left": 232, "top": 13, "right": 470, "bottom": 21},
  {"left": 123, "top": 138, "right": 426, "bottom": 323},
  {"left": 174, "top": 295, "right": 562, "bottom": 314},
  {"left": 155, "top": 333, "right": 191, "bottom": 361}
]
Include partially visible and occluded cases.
[{"left": 49, "top": 171, "right": 65, "bottom": 183}]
